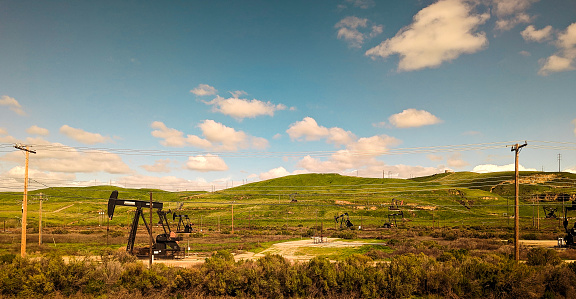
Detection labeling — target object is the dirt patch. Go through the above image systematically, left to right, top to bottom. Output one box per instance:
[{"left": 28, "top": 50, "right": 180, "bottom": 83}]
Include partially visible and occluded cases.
[{"left": 147, "top": 238, "right": 386, "bottom": 267}]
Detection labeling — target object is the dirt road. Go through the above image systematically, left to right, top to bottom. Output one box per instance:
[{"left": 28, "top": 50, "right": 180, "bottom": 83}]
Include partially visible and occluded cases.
[{"left": 154, "top": 238, "right": 385, "bottom": 267}]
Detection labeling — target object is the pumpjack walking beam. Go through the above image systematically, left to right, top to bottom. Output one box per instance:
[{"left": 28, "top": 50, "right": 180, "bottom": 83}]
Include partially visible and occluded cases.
[{"left": 107, "top": 190, "right": 163, "bottom": 254}]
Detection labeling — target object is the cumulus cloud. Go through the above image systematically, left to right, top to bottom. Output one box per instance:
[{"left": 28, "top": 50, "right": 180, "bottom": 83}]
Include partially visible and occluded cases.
[
  {"left": 366, "top": 0, "right": 489, "bottom": 71},
  {"left": 492, "top": 0, "right": 537, "bottom": 31},
  {"left": 335, "top": 16, "right": 383, "bottom": 48},
  {"left": 539, "top": 23, "right": 576, "bottom": 75},
  {"left": 521, "top": 25, "right": 553, "bottom": 42},
  {"left": 190, "top": 84, "right": 218, "bottom": 96},
  {"left": 0, "top": 95, "right": 25, "bottom": 116},
  {"left": 204, "top": 95, "right": 287, "bottom": 119},
  {"left": 388, "top": 109, "right": 442, "bottom": 128},
  {"left": 286, "top": 117, "right": 356, "bottom": 146},
  {"left": 151, "top": 120, "right": 268, "bottom": 151},
  {"left": 150, "top": 121, "right": 188, "bottom": 147},
  {"left": 27, "top": 125, "right": 49, "bottom": 136},
  {"left": 60, "top": 125, "right": 111, "bottom": 144},
  {"left": 0, "top": 128, "right": 17, "bottom": 143},
  {"left": 297, "top": 135, "right": 401, "bottom": 173},
  {"left": 1, "top": 138, "right": 131, "bottom": 174},
  {"left": 447, "top": 153, "right": 469, "bottom": 169},
  {"left": 186, "top": 154, "right": 228, "bottom": 172},
  {"left": 141, "top": 159, "right": 173, "bottom": 173},
  {"left": 472, "top": 163, "right": 536, "bottom": 173},
  {"left": 0, "top": 167, "right": 76, "bottom": 191},
  {"left": 258, "top": 167, "right": 292, "bottom": 181},
  {"left": 114, "top": 174, "right": 215, "bottom": 192}
]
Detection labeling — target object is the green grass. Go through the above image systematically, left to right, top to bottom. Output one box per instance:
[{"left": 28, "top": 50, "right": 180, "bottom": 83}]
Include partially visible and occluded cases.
[{"left": 1, "top": 171, "right": 575, "bottom": 245}]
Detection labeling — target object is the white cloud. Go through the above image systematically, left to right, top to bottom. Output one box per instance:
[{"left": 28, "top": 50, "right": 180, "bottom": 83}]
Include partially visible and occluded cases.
[
  {"left": 345, "top": 0, "right": 375, "bottom": 9},
  {"left": 366, "top": 0, "right": 489, "bottom": 71},
  {"left": 492, "top": 0, "right": 537, "bottom": 31},
  {"left": 335, "top": 16, "right": 383, "bottom": 48},
  {"left": 539, "top": 23, "right": 576, "bottom": 75},
  {"left": 521, "top": 25, "right": 553, "bottom": 42},
  {"left": 519, "top": 50, "right": 531, "bottom": 57},
  {"left": 539, "top": 55, "right": 575, "bottom": 75},
  {"left": 190, "top": 84, "right": 218, "bottom": 96},
  {"left": 0, "top": 95, "right": 25, "bottom": 116},
  {"left": 204, "top": 95, "right": 286, "bottom": 119},
  {"left": 388, "top": 109, "right": 442, "bottom": 128},
  {"left": 286, "top": 117, "right": 356, "bottom": 146},
  {"left": 199, "top": 119, "right": 268, "bottom": 150},
  {"left": 151, "top": 120, "right": 268, "bottom": 151},
  {"left": 151, "top": 121, "right": 189, "bottom": 147},
  {"left": 27, "top": 125, "right": 50, "bottom": 136},
  {"left": 59, "top": 125, "right": 111, "bottom": 144},
  {"left": 0, "top": 128, "right": 17, "bottom": 143},
  {"left": 297, "top": 135, "right": 401, "bottom": 173},
  {"left": 1, "top": 138, "right": 131, "bottom": 174},
  {"left": 447, "top": 153, "right": 469, "bottom": 169},
  {"left": 186, "top": 154, "right": 228, "bottom": 172},
  {"left": 427, "top": 154, "right": 444, "bottom": 161},
  {"left": 141, "top": 159, "right": 173, "bottom": 173},
  {"left": 472, "top": 163, "right": 536, "bottom": 173},
  {"left": 0, "top": 167, "right": 76, "bottom": 191},
  {"left": 259, "top": 167, "right": 293, "bottom": 181},
  {"left": 114, "top": 174, "right": 214, "bottom": 192}
]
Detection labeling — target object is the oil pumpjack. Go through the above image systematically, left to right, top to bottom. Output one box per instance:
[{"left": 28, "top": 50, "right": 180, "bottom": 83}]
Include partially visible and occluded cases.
[{"left": 107, "top": 190, "right": 183, "bottom": 259}]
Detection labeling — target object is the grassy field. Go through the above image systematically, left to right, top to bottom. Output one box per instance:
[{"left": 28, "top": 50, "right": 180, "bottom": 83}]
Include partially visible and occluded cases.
[{"left": 1, "top": 171, "right": 575, "bottom": 256}]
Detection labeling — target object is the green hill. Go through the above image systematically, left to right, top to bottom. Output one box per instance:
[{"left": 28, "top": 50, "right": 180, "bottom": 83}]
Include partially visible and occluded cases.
[{"left": 1, "top": 172, "right": 575, "bottom": 231}]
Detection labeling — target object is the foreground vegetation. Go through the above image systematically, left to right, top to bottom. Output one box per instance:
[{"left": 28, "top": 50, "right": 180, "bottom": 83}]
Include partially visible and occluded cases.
[
  {"left": 1, "top": 172, "right": 575, "bottom": 297},
  {"left": 0, "top": 246, "right": 575, "bottom": 299}
]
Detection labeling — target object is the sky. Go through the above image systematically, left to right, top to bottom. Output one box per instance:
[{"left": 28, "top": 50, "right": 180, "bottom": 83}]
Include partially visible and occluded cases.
[{"left": 1, "top": 0, "right": 576, "bottom": 192}]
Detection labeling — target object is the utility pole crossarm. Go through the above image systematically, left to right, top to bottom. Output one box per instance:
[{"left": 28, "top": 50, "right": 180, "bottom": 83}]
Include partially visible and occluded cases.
[{"left": 14, "top": 144, "right": 37, "bottom": 154}]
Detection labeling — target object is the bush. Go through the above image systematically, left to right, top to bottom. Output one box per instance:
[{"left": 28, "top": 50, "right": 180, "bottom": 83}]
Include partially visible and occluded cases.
[
  {"left": 52, "top": 228, "right": 69, "bottom": 234},
  {"left": 331, "top": 230, "right": 357, "bottom": 239},
  {"left": 526, "top": 247, "right": 562, "bottom": 266},
  {"left": 0, "top": 254, "right": 16, "bottom": 264}
]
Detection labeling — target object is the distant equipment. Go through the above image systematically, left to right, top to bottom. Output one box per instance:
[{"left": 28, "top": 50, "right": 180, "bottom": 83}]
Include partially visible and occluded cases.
[
  {"left": 107, "top": 191, "right": 183, "bottom": 259},
  {"left": 383, "top": 198, "right": 404, "bottom": 228},
  {"left": 560, "top": 200, "right": 576, "bottom": 248},
  {"left": 543, "top": 206, "right": 558, "bottom": 219},
  {"left": 334, "top": 212, "right": 354, "bottom": 229},
  {"left": 172, "top": 213, "right": 193, "bottom": 233}
]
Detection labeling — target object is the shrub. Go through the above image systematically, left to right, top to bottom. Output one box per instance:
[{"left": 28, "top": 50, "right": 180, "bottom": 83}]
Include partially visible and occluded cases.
[
  {"left": 52, "top": 228, "right": 69, "bottom": 234},
  {"left": 108, "top": 230, "right": 123, "bottom": 237},
  {"left": 331, "top": 230, "right": 357, "bottom": 239},
  {"left": 526, "top": 247, "right": 562, "bottom": 266},
  {"left": 0, "top": 254, "right": 15, "bottom": 264}
]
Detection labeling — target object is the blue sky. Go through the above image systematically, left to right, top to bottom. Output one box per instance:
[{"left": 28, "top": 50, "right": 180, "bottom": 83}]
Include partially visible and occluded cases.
[{"left": 1, "top": 0, "right": 576, "bottom": 191}]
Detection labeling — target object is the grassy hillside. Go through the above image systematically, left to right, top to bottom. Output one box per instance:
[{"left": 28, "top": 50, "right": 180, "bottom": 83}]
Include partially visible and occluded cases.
[{"left": 1, "top": 171, "right": 575, "bottom": 233}]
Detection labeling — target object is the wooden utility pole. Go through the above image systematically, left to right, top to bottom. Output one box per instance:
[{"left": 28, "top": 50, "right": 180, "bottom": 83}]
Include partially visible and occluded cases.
[
  {"left": 511, "top": 142, "right": 527, "bottom": 261},
  {"left": 14, "top": 144, "right": 36, "bottom": 258},
  {"left": 149, "top": 192, "right": 153, "bottom": 267}
]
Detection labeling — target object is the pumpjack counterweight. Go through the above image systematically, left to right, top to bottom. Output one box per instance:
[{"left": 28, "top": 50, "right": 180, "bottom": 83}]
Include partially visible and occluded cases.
[{"left": 107, "top": 191, "right": 184, "bottom": 259}]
